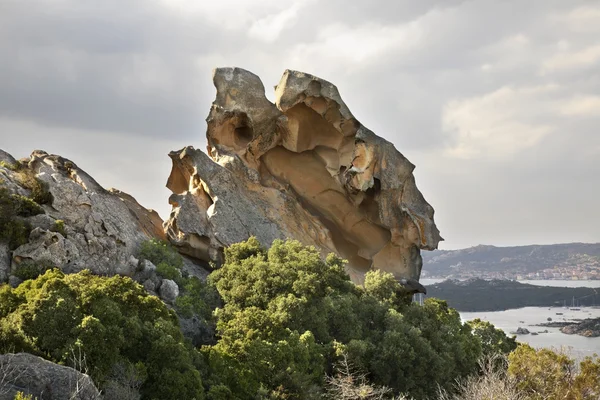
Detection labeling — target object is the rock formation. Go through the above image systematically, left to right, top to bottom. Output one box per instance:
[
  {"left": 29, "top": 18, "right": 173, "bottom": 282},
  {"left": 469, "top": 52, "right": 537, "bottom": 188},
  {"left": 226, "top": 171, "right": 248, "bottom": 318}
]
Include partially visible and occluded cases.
[
  {"left": 165, "top": 68, "right": 442, "bottom": 283},
  {"left": 0, "top": 150, "right": 165, "bottom": 281},
  {"left": 0, "top": 353, "right": 101, "bottom": 400}
]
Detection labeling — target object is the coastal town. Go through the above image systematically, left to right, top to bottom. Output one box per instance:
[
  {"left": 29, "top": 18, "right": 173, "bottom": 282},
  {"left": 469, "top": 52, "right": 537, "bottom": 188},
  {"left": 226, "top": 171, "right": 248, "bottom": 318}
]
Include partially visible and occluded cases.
[{"left": 422, "top": 253, "right": 600, "bottom": 281}]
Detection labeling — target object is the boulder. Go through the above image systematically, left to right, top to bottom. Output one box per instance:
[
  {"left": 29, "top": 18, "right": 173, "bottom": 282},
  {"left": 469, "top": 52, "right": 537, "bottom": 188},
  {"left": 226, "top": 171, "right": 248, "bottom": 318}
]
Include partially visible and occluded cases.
[
  {"left": 165, "top": 68, "right": 442, "bottom": 283},
  {"left": 0, "top": 150, "right": 166, "bottom": 279},
  {"left": 0, "top": 243, "right": 9, "bottom": 282},
  {"left": 159, "top": 279, "right": 179, "bottom": 304},
  {"left": 0, "top": 352, "right": 100, "bottom": 400}
]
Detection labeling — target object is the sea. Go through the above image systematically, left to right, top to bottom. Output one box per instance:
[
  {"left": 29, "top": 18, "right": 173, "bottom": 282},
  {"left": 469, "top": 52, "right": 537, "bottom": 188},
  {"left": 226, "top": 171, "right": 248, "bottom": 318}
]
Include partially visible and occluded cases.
[{"left": 420, "top": 279, "right": 600, "bottom": 359}]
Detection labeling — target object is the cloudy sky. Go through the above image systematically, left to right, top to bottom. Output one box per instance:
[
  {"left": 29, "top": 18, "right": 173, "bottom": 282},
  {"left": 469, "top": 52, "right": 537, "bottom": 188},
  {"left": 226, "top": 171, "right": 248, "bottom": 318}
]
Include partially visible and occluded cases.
[{"left": 1, "top": 0, "right": 599, "bottom": 249}]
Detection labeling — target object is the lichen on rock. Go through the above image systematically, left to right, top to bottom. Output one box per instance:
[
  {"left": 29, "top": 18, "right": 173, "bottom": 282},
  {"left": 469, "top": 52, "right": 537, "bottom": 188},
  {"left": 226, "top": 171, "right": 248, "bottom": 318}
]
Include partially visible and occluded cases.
[{"left": 165, "top": 68, "right": 442, "bottom": 283}]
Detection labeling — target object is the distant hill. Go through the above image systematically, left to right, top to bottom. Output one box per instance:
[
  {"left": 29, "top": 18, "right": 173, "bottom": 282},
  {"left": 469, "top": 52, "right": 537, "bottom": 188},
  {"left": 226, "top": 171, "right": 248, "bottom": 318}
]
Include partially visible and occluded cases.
[
  {"left": 421, "top": 243, "right": 600, "bottom": 279},
  {"left": 426, "top": 278, "right": 600, "bottom": 311}
]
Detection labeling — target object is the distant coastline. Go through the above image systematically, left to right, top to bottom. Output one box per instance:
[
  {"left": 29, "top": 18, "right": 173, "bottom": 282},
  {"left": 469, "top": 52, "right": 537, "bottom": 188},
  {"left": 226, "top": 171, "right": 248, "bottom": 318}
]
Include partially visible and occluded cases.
[{"left": 425, "top": 278, "right": 600, "bottom": 312}]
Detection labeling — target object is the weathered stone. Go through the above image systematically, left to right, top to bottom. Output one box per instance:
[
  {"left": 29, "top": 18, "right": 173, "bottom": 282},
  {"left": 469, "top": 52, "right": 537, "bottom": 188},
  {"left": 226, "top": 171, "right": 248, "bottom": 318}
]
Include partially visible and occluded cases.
[
  {"left": 165, "top": 68, "right": 442, "bottom": 283},
  {"left": 0, "top": 149, "right": 17, "bottom": 165},
  {"left": 0, "top": 150, "right": 166, "bottom": 279},
  {"left": 0, "top": 243, "right": 9, "bottom": 282},
  {"left": 134, "top": 259, "right": 157, "bottom": 283},
  {"left": 8, "top": 275, "right": 22, "bottom": 288},
  {"left": 143, "top": 278, "right": 157, "bottom": 293},
  {"left": 159, "top": 279, "right": 179, "bottom": 304},
  {"left": 0, "top": 352, "right": 100, "bottom": 400}
]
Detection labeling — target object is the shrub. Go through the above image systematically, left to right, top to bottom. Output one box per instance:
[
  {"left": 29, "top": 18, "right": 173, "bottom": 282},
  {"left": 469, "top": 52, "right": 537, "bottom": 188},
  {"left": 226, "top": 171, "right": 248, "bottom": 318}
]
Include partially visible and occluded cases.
[
  {"left": 0, "top": 187, "right": 42, "bottom": 250},
  {"left": 11, "top": 195, "right": 44, "bottom": 217},
  {"left": 51, "top": 220, "right": 66, "bottom": 237},
  {"left": 205, "top": 238, "right": 482, "bottom": 400},
  {"left": 139, "top": 239, "right": 183, "bottom": 270},
  {"left": 12, "top": 259, "right": 55, "bottom": 281},
  {"left": 156, "top": 262, "right": 181, "bottom": 281},
  {"left": 0, "top": 270, "right": 205, "bottom": 400},
  {"left": 175, "top": 276, "right": 220, "bottom": 320},
  {"left": 508, "top": 344, "right": 600, "bottom": 400}
]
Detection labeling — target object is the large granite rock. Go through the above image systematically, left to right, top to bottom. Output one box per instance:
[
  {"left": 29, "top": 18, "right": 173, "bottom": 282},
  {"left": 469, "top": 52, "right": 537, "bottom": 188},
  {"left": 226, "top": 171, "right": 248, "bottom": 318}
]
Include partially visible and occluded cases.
[
  {"left": 165, "top": 68, "right": 442, "bottom": 283},
  {"left": 0, "top": 150, "right": 166, "bottom": 278},
  {"left": 0, "top": 353, "right": 100, "bottom": 400}
]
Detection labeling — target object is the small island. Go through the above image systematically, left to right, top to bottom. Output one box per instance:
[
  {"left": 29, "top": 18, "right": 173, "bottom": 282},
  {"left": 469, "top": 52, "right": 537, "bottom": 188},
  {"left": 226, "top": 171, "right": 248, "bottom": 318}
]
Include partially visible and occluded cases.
[{"left": 536, "top": 317, "right": 600, "bottom": 337}]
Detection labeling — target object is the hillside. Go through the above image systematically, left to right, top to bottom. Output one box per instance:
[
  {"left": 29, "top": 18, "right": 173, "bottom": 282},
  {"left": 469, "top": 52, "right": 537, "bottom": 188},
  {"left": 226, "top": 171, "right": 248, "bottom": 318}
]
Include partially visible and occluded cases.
[
  {"left": 422, "top": 243, "right": 600, "bottom": 280},
  {"left": 427, "top": 278, "right": 600, "bottom": 312}
]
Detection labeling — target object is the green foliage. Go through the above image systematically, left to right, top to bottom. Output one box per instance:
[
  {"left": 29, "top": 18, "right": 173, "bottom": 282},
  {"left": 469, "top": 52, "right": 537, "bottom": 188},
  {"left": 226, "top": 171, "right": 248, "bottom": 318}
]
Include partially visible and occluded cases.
[
  {"left": 0, "top": 160, "right": 21, "bottom": 171},
  {"left": 14, "top": 169, "right": 52, "bottom": 205},
  {"left": 0, "top": 187, "right": 42, "bottom": 250},
  {"left": 11, "top": 195, "right": 44, "bottom": 217},
  {"left": 51, "top": 219, "right": 66, "bottom": 237},
  {"left": 205, "top": 238, "right": 482, "bottom": 400},
  {"left": 139, "top": 239, "right": 183, "bottom": 270},
  {"left": 12, "top": 259, "right": 55, "bottom": 281},
  {"left": 156, "top": 262, "right": 181, "bottom": 281},
  {"left": 0, "top": 270, "right": 205, "bottom": 400},
  {"left": 176, "top": 277, "right": 220, "bottom": 320},
  {"left": 467, "top": 318, "right": 517, "bottom": 359},
  {"left": 508, "top": 344, "right": 600, "bottom": 400},
  {"left": 13, "top": 393, "right": 35, "bottom": 400}
]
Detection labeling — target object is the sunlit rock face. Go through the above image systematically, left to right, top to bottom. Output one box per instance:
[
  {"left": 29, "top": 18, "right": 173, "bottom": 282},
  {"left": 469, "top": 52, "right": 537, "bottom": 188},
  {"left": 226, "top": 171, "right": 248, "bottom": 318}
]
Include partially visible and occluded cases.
[
  {"left": 165, "top": 68, "right": 442, "bottom": 283},
  {"left": 0, "top": 150, "right": 165, "bottom": 279}
]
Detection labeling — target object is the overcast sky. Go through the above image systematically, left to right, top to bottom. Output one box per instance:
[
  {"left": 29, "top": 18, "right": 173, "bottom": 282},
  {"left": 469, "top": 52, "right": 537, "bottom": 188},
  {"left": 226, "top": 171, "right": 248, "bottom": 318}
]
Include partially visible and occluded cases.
[{"left": 1, "top": 0, "right": 599, "bottom": 249}]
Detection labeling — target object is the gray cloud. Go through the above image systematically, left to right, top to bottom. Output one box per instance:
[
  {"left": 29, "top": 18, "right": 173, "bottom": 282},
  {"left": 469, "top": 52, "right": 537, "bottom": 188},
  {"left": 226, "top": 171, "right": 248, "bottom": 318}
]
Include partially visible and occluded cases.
[{"left": 1, "top": 0, "right": 599, "bottom": 249}]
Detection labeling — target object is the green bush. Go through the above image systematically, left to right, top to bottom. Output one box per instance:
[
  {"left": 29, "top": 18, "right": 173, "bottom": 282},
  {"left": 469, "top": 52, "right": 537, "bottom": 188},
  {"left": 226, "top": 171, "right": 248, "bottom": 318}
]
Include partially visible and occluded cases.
[
  {"left": 14, "top": 169, "right": 52, "bottom": 205},
  {"left": 0, "top": 187, "right": 43, "bottom": 250},
  {"left": 12, "top": 195, "right": 44, "bottom": 217},
  {"left": 204, "top": 238, "right": 482, "bottom": 400},
  {"left": 139, "top": 239, "right": 183, "bottom": 270},
  {"left": 12, "top": 259, "right": 55, "bottom": 281},
  {"left": 156, "top": 262, "right": 181, "bottom": 281},
  {"left": 0, "top": 270, "right": 205, "bottom": 400},
  {"left": 176, "top": 277, "right": 220, "bottom": 320}
]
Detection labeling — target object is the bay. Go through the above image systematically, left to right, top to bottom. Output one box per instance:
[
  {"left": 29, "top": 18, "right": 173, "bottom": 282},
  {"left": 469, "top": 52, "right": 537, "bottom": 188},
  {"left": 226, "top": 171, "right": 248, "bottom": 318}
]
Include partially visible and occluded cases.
[
  {"left": 420, "top": 279, "right": 600, "bottom": 358},
  {"left": 460, "top": 307, "right": 600, "bottom": 359}
]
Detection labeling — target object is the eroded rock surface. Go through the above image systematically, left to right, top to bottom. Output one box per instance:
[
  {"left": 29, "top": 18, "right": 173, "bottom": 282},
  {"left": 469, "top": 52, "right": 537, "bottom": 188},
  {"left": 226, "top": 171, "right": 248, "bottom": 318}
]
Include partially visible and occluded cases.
[
  {"left": 165, "top": 68, "right": 442, "bottom": 283},
  {"left": 0, "top": 150, "right": 165, "bottom": 279},
  {"left": 0, "top": 352, "right": 100, "bottom": 400}
]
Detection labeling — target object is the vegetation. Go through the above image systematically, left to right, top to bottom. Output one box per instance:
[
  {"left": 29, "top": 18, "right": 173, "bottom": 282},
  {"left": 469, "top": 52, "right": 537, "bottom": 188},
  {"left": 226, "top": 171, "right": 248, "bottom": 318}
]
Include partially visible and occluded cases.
[
  {"left": 13, "top": 168, "right": 52, "bottom": 205},
  {"left": 0, "top": 187, "right": 45, "bottom": 250},
  {"left": 51, "top": 219, "right": 66, "bottom": 237},
  {"left": 2, "top": 237, "right": 596, "bottom": 400},
  {"left": 203, "top": 238, "right": 482, "bottom": 400},
  {"left": 11, "top": 259, "right": 55, "bottom": 281},
  {"left": 0, "top": 270, "right": 205, "bottom": 400},
  {"left": 508, "top": 344, "right": 600, "bottom": 400}
]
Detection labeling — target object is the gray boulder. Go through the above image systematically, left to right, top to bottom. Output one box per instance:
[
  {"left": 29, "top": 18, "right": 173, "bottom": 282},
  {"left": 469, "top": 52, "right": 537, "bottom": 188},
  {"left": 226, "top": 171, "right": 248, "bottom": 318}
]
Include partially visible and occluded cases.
[
  {"left": 159, "top": 279, "right": 179, "bottom": 304},
  {"left": 0, "top": 353, "right": 100, "bottom": 400}
]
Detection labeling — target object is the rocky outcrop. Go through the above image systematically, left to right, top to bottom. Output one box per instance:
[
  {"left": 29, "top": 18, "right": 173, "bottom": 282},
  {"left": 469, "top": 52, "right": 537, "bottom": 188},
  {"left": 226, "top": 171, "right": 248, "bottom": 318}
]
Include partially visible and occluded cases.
[
  {"left": 165, "top": 68, "right": 442, "bottom": 283},
  {"left": 0, "top": 150, "right": 165, "bottom": 280},
  {"left": 560, "top": 317, "right": 600, "bottom": 337},
  {"left": 0, "top": 353, "right": 100, "bottom": 400}
]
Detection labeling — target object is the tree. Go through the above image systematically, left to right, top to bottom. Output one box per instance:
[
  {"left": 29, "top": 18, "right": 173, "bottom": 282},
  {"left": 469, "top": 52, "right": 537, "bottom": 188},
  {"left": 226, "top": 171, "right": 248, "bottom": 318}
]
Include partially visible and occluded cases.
[
  {"left": 205, "top": 238, "right": 482, "bottom": 400},
  {"left": 0, "top": 269, "right": 205, "bottom": 400},
  {"left": 508, "top": 344, "right": 600, "bottom": 400}
]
